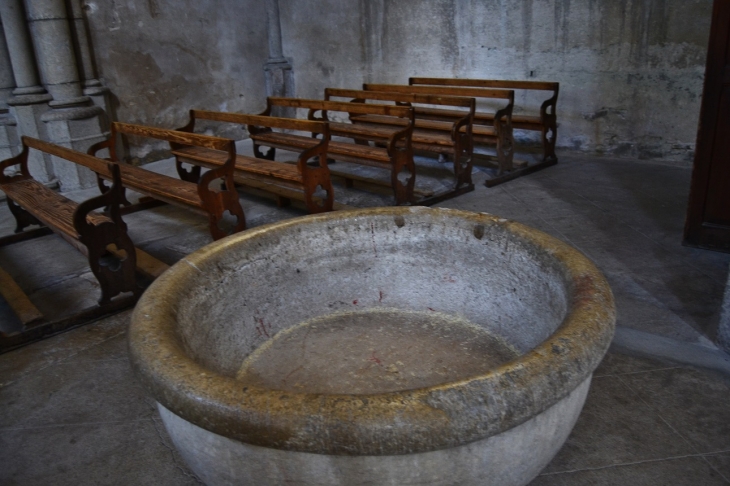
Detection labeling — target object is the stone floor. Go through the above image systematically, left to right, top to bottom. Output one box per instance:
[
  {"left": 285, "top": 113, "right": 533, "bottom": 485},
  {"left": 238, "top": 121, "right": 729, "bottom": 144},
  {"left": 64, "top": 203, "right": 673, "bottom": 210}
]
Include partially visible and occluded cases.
[{"left": 1, "top": 152, "right": 730, "bottom": 484}]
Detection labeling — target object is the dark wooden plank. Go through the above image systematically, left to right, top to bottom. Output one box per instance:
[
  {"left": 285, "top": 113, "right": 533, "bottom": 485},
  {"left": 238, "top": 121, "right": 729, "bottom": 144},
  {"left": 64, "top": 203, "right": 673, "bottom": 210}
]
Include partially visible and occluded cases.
[
  {"left": 409, "top": 77, "right": 559, "bottom": 91},
  {"left": 364, "top": 83, "right": 513, "bottom": 100},
  {"left": 325, "top": 88, "right": 474, "bottom": 108},
  {"left": 267, "top": 97, "right": 412, "bottom": 118},
  {"left": 113, "top": 122, "right": 232, "bottom": 151},
  {"left": 172, "top": 146, "right": 303, "bottom": 183},
  {"left": 0, "top": 179, "right": 109, "bottom": 241},
  {"left": 0, "top": 265, "right": 44, "bottom": 326}
]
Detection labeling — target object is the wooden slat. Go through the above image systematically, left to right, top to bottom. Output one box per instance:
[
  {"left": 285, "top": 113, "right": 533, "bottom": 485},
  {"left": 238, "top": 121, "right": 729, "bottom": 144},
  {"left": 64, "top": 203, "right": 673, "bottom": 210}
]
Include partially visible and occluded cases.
[
  {"left": 410, "top": 77, "right": 559, "bottom": 91},
  {"left": 364, "top": 83, "right": 513, "bottom": 100},
  {"left": 325, "top": 88, "right": 474, "bottom": 107},
  {"left": 267, "top": 97, "right": 413, "bottom": 118},
  {"left": 415, "top": 107, "right": 542, "bottom": 127},
  {"left": 191, "top": 110, "right": 327, "bottom": 134},
  {"left": 328, "top": 121, "right": 403, "bottom": 140},
  {"left": 113, "top": 122, "right": 232, "bottom": 151},
  {"left": 251, "top": 132, "right": 392, "bottom": 164},
  {"left": 23, "top": 137, "right": 112, "bottom": 176},
  {"left": 172, "top": 146, "right": 303, "bottom": 183},
  {"left": 112, "top": 164, "right": 205, "bottom": 210},
  {"left": 0, "top": 179, "right": 109, "bottom": 240},
  {"left": 0, "top": 264, "right": 44, "bottom": 325}
]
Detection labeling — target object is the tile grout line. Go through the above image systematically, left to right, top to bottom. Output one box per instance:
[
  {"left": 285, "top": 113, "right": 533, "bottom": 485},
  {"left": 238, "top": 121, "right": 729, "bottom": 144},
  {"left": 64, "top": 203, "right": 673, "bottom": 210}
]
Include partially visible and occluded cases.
[
  {"left": 593, "top": 366, "right": 682, "bottom": 378},
  {"left": 615, "top": 374, "right": 730, "bottom": 483},
  {"left": 539, "top": 450, "right": 730, "bottom": 478}
]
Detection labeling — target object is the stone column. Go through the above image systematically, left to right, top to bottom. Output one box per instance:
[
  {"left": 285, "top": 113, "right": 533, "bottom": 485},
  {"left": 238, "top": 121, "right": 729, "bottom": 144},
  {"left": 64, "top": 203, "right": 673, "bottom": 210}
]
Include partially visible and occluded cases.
[
  {"left": 0, "top": 0, "right": 55, "bottom": 183},
  {"left": 25, "top": 0, "right": 106, "bottom": 190},
  {"left": 67, "top": 0, "right": 110, "bottom": 130},
  {"left": 264, "top": 0, "right": 294, "bottom": 117},
  {"left": 0, "top": 19, "right": 20, "bottom": 163},
  {"left": 718, "top": 270, "right": 730, "bottom": 353}
]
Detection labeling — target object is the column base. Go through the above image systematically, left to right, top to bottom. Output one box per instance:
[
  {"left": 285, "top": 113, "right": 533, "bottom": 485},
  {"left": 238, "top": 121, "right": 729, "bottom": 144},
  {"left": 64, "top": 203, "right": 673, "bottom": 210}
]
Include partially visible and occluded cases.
[
  {"left": 9, "top": 102, "right": 55, "bottom": 183},
  {"left": 42, "top": 107, "right": 108, "bottom": 191}
]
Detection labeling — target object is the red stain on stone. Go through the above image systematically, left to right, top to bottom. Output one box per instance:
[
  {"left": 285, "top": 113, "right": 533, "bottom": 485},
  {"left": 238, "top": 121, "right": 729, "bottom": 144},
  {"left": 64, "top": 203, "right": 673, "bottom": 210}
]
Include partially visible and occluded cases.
[
  {"left": 353, "top": 299, "right": 358, "bottom": 305},
  {"left": 368, "top": 352, "right": 382, "bottom": 365}
]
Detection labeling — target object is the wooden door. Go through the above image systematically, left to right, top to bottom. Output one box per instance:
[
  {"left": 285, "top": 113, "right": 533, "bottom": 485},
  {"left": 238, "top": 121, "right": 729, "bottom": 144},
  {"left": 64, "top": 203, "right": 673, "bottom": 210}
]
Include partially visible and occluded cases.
[{"left": 684, "top": 0, "right": 730, "bottom": 252}]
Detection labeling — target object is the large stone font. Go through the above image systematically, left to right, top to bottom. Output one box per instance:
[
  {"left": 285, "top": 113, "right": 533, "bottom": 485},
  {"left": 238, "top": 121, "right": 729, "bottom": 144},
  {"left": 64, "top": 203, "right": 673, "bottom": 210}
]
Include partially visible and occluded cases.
[{"left": 129, "top": 207, "right": 615, "bottom": 486}]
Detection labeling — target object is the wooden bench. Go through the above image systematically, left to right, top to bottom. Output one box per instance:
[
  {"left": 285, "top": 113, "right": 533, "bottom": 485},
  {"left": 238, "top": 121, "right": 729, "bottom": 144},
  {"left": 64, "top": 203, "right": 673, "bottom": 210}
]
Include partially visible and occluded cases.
[
  {"left": 409, "top": 78, "right": 559, "bottom": 164},
  {"left": 361, "top": 83, "right": 515, "bottom": 176},
  {"left": 324, "top": 88, "right": 476, "bottom": 191},
  {"left": 252, "top": 97, "right": 416, "bottom": 205},
  {"left": 173, "top": 111, "right": 334, "bottom": 213},
  {"left": 87, "top": 122, "right": 247, "bottom": 240},
  {"left": 0, "top": 137, "right": 141, "bottom": 312}
]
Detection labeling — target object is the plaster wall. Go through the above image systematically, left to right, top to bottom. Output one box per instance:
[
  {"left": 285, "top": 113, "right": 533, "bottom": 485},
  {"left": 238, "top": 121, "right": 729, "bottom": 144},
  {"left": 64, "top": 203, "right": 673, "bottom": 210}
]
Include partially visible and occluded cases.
[
  {"left": 79, "top": 0, "right": 711, "bottom": 164},
  {"left": 81, "top": 0, "right": 268, "bottom": 160},
  {"left": 281, "top": 0, "right": 712, "bottom": 165}
]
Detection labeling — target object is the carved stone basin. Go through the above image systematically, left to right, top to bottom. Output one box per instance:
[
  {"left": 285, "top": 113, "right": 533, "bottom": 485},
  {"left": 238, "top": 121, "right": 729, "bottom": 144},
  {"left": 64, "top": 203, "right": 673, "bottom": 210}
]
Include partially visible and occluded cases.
[{"left": 129, "top": 207, "right": 615, "bottom": 486}]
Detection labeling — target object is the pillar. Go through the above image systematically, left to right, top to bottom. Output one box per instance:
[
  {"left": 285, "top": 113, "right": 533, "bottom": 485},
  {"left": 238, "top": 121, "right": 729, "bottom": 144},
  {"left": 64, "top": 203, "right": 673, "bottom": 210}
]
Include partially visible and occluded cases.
[
  {"left": 0, "top": 0, "right": 54, "bottom": 183},
  {"left": 24, "top": 0, "right": 106, "bottom": 190},
  {"left": 67, "top": 0, "right": 110, "bottom": 130},
  {"left": 264, "top": 0, "right": 294, "bottom": 117},
  {"left": 0, "top": 19, "right": 20, "bottom": 163}
]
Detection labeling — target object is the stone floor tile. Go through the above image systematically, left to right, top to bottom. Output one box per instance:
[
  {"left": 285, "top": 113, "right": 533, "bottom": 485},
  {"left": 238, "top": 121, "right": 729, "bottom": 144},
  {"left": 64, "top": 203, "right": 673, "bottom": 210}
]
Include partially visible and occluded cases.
[
  {"left": 0, "top": 310, "right": 131, "bottom": 386},
  {"left": 0, "top": 351, "right": 155, "bottom": 429},
  {"left": 594, "top": 351, "right": 680, "bottom": 377},
  {"left": 619, "top": 368, "right": 730, "bottom": 454},
  {"left": 541, "top": 375, "right": 693, "bottom": 473},
  {"left": 0, "top": 419, "right": 200, "bottom": 486},
  {"left": 705, "top": 453, "right": 730, "bottom": 481},
  {"left": 532, "top": 456, "right": 730, "bottom": 485}
]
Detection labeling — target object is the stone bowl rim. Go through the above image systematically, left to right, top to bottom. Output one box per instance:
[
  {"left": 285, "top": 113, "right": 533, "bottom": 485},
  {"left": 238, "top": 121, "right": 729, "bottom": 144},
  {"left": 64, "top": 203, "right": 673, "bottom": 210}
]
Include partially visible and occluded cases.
[{"left": 129, "top": 206, "right": 615, "bottom": 456}]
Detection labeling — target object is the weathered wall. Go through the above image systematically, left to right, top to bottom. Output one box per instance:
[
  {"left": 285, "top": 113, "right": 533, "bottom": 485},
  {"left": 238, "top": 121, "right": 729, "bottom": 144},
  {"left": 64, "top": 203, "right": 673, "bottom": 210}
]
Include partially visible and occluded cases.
[
  {"left": 79, "top": 0, "right": 712, "bottom": 164},
  {"left": 82, "top": 0, "right": 268, "bottom": 159},
  {"left": 281, "top": 0, "right": 712, "bottom": 164}
]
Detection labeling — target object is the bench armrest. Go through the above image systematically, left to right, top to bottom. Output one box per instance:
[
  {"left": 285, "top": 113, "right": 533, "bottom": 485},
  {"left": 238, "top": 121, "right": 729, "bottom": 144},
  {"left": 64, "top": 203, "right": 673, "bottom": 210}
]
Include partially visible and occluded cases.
[
  {"left": 540, "top": 88, "right": 559, "bottom": 121},
  {"left": 386, "top": 111, "right": 414, "bottom": 153},
  {"left": 296, "top": 125, "right": 330, "bottom": 172},
  {"left": 87, "top": 139, "right": 114, "bottom": 161},
  {"left": 0, "top": 143, "right": 30, "bottom": 184}
]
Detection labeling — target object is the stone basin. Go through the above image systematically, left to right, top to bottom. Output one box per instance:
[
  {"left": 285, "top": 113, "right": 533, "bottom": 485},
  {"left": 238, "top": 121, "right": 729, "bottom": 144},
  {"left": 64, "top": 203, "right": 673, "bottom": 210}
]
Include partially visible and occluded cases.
[{"left": 129, "top": 207, "right": 615, "bottom": 486}]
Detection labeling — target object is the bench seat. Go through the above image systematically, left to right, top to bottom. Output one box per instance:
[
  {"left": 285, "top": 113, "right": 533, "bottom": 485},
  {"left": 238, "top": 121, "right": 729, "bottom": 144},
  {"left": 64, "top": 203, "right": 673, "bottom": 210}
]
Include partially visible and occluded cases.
[{"left": 2, "top": 179, "right": 109, "bottom": 244}]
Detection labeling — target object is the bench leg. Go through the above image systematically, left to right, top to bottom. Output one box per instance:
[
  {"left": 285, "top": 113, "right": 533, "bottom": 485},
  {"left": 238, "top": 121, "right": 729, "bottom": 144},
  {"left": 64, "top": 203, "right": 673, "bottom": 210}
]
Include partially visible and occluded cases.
[
  {"left": 542, "top": 115, "right": 558, "bottom": 163},
  {"left": 496, "top": 122, "right": 515, "bottom": 175},
  {"left": 453, "top": 133, "right": 473, "bottom": 188},
  {"left": 390, "top": 149, "right": 416, "bottom": 205},
  {"left": 302, "top": 168, "right": 334, "bottom": 214},
  {"left": 96, "top": 173, "right": 132, "bottom": 207},
  {"left": 199, "top": 174, "right": 247, "bottom": 241},
  {"left": 7, "top": 197, "right": 42, "bottom": 234},
  {"left": 83, "top": 223, "right": 139, "bottom": 304}
]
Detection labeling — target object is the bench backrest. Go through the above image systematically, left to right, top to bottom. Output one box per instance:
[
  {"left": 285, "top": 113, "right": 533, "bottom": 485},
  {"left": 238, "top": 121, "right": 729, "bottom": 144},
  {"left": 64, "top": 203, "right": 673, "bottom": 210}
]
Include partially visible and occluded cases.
[
  {"left": 409, "top": 77, "right": 558, "bottom": 93},
  {"left": 363, "top": 83, "right": 514, "bottom": 103},
  {"left": 324, "top": 88, "right": 475, "bottom": 111},
  {"left": 264, "top": 97, "right": 413, "bottom": 120},
  {"left": 185, "top": 110, "right": 329, "bottom": 137},
  {"left": 108, "top": 122, "right": 234, "bottom": 162},
  {"left": 0, "top": 136, "right": 116, "bottom": 183}
]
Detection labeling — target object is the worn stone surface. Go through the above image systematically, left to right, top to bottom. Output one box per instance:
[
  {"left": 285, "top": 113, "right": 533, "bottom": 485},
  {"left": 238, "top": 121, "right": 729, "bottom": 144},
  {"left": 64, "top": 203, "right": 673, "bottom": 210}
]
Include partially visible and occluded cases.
[{"left": 129, "top": 207, "right": 615, "bottom": 484}]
